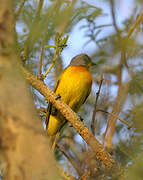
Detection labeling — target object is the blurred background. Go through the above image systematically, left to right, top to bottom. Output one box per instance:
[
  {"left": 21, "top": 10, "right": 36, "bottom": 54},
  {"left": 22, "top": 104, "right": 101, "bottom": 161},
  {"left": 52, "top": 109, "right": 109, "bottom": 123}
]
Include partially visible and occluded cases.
[{"left": 15, "top": 0, "right": 143, "bottom": 179}]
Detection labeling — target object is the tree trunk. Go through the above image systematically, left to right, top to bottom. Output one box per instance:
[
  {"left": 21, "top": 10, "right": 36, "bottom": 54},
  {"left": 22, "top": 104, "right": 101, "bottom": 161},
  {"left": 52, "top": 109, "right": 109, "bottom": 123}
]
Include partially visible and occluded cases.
[{"left": 0, "top": 0, "right": 59, "bottom": 179}]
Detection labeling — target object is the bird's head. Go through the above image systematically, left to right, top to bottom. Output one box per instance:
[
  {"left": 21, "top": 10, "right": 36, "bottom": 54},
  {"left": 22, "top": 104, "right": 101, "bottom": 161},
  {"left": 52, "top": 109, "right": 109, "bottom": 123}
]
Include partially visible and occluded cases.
[{"left": 69, "top": 53, "right": 95, "bottom": 68}]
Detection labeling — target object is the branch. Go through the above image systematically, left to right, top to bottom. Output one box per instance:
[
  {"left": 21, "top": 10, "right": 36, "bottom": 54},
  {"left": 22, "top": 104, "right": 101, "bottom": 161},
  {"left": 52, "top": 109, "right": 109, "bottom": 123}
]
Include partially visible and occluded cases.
[
  {"left": 110, "top": 0, "right": 120, "bottom": 37},
  {"left": 103, "top": 12, "right": 143, "bottom": 148},
  {"left": 127, "top": 13, "right": 143, "bottom": 38},
  {"left": 43, "top": 33, "right": 69, "bottom": 79},
  {"left": 38, "top": 46, "right": 44, "bottom": 77},
  {"left": 43, "top": 49, "right": 57, "bottom": 78},
  {"left": 23, "top": 68, "right": 119, "bottom": 171},
  {"left": 91, "top": 73, "right": 103, "bottom": 134},
  {"left": 103, "top": 81, "right": 129, "bottom": 147},
  {"left": 97, "top": 109, "right": 132, "bottom": 129},
  {"left": 57, "top": 144, "right": 83, "bottom": 176},
  {"left": 58, "top": 165, "right": 77, "bottom": 180},
  {"left": 78, "top": 171, "right": 91, "bottom": 180}
]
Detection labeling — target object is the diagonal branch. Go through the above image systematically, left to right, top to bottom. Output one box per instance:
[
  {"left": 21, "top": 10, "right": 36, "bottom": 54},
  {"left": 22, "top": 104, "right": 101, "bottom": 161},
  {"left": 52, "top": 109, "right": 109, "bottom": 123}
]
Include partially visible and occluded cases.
[
  {"left": 127, "top": 13, "right": 143, "bottom": 38},
  {"left": 23, "top": 68, "right": 119, "bottom": 171},
  {"left": 103, "top": 81, "right": 129, "bottom": 148},
  {"left": 97, "top": 109, "right": 132, "bottom": 129},
  {"left": 57, "top": 144, "right": 83, "bottom": 176},
  {"left": 58, "top": 165, "right": 77, "bottom": 180},
  {"left": 78, "top": 171, "right": 91, "bottom": 180}
]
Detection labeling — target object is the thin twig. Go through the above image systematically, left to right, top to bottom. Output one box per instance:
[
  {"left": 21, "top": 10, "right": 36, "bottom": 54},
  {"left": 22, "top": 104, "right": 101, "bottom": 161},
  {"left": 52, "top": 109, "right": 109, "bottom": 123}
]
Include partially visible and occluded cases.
[
  {"left": 110, "top": 0, "right": 120, "bottom": 37},
  {"left": 127, "top": 13, "right": 143, "bottom": 38},
  {"left": 38, "top": 33, "right": 56, "bottom": 79},
  {"left": 43, "top": 33, "right": 69, "bottom": 79},
  {"left": 44, "top": 45, "right": 56, "bottom": 49},
  {"left": 38, "top": 46, "right": 44, "bottom": 76},
  {"left": 43, "top": 49, "right": 57, "bottom": 78},
  {"left": 102, "top": 56, "right": 123, "bottom": 147},
  {"left": 43, "top": 59, "right": 56, "bottom": 78},
  {"left": 91, "top": 73, "right": 103, "bottom": 134},
  {"left": 103, "top": 82, "right": 129, "bottom": 148},
  {"left": 96, "top": 109, "right": 132, "bottom": 129},
  {"left": 57, "top": 144, "right": 83, "bottom": 176},
  {"left": 58, "top": 165, "right": 77, "bottom": 180}
]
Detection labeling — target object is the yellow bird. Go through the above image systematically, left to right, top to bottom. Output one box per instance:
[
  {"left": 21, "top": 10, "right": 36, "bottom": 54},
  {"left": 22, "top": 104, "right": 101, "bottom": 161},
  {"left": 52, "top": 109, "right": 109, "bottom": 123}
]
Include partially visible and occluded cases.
[{"left": 46, "top": 53, "right": 94, "bottom": 136}]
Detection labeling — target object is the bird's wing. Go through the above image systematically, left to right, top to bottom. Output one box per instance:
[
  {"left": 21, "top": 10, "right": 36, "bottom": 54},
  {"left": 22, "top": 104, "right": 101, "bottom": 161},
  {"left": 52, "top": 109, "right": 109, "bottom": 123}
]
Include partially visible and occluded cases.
[
  {"left": 45, "top": 68, "right": 67, "bottom": 127},
  {"left": 45, "top": 79, "right": 60, "bottom": 127},
  {"left": 82, "top": 86, "right": 91, "bottom": 105}
]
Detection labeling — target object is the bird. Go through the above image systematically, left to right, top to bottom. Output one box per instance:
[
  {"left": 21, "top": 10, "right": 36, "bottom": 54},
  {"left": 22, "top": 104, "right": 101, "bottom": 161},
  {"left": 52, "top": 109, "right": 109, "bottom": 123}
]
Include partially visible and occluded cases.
[{"left": 46, "top": 53, "right": 94, "bottom": 137}]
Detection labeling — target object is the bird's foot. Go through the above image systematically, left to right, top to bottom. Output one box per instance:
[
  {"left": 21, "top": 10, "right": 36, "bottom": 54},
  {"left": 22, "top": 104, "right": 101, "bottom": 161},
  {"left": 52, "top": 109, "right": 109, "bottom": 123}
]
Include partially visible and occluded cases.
[{"left": 55, "top": 94, "right": 61, "bottom": 100}]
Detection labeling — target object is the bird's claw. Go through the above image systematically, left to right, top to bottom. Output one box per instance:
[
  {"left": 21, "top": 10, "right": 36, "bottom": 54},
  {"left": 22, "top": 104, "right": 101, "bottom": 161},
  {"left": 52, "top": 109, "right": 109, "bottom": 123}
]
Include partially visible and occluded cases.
[{"left": 55, "top": 94, "right": 61, "bottom": 100}]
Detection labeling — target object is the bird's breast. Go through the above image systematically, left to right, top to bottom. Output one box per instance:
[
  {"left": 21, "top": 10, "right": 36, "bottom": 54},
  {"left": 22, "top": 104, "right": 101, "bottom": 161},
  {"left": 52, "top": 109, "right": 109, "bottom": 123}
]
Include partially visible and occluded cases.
[{"left": 55, "top": 66, "right": 92, "bottom": 110}]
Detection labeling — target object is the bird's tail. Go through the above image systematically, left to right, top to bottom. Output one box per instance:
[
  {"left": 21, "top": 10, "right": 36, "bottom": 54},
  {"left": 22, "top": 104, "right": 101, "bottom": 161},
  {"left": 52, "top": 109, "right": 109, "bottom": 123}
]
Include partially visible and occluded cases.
[
  {"left": 46, "top": 115, "right": 62, "bottom": 151},
  {"left": 46, "top": 115, "right": 61, "bottom": 136},
  {"left": 49, "top": 133, "right": 60, "bottom": 151}
]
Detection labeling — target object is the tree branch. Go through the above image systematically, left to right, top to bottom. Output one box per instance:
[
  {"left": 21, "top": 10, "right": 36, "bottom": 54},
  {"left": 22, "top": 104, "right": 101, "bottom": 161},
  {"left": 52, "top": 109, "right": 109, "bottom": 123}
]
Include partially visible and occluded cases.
[
  {"left": 110, "top": 0, "right": 120, "bottom": 37},
  {"left": 103, "top": 12, "right": 143, "bottom": 148},
  {"left": 127, "top": 13, "right": 143, "bottom": 38},
  {"left": 23, "top": 68, "right": 119, "bottom": 171},
  {"left": 103, "top": 81, "right": 129, "bottom": 148},
  {"left": 96, "top": 109, "right": 132, "bottom": 129},
  {"left": 57, "top": 143, "right": 83, "bottom": 176},
  {"left": 58, "top": 165, "right": 77, "bottom": 180},
  {"left": 78, "top": 171, "right": 91, "bottom": 180}
]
